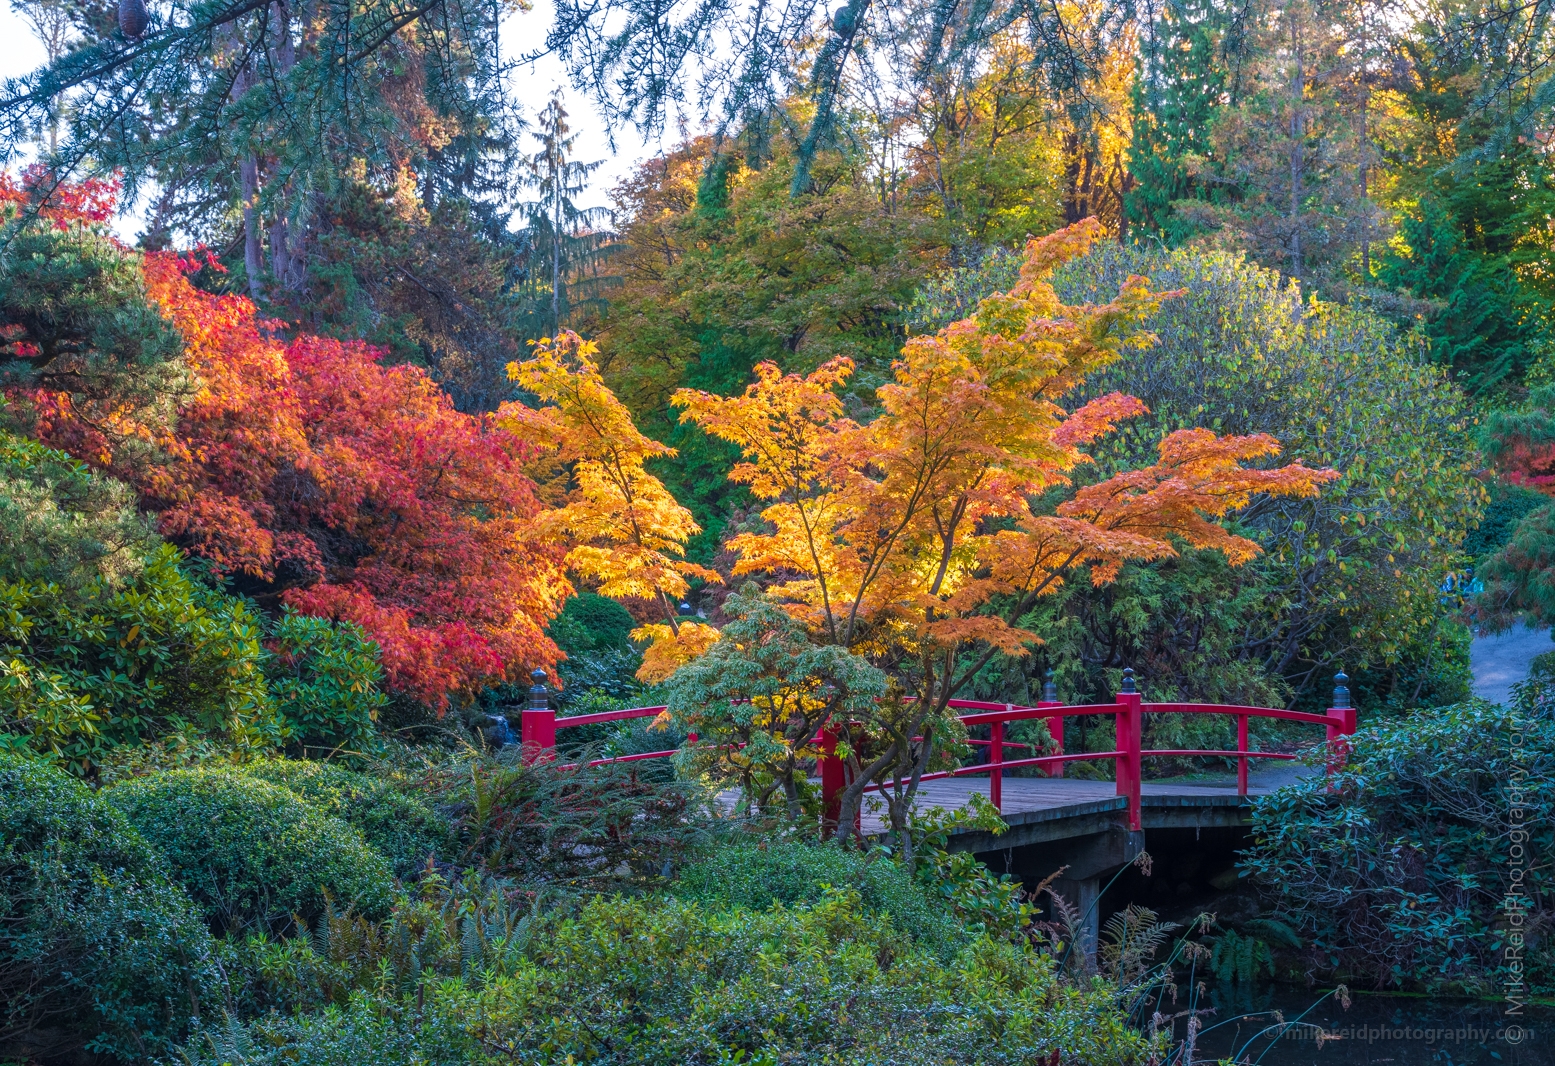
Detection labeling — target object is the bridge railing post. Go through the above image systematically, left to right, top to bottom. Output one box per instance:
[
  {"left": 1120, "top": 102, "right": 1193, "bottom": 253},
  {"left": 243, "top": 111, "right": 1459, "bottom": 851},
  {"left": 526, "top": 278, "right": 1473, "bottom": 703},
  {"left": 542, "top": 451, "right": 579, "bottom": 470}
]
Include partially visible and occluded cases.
[
  {"left": 1038, "top": 668, "right": 1064, "bottom": 778},
  {"left": 1115, "top": 668, "right": 1142, "bottom": 832},
  {"left": 520, "top": 669, "right": 555, "bottom": 764},
  {"left": 1324, "top": 671, "right": 1357, "bottom": 779},
  {"left": 1236, "top": 713, "right": 1249, "bottom": 796},
  {"left": 989, "top": 715, "right": 1005, "bottom": 812},
  {"left": 820, "top": 723, "right": 844, "bottom": 838}
]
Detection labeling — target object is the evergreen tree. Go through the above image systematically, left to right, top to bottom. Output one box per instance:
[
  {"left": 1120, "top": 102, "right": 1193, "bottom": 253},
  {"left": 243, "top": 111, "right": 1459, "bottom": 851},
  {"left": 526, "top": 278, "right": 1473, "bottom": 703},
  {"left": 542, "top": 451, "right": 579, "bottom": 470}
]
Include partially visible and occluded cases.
[
  {"left": 1, "top": 0, "right": 518, "bottom": 300},
  {"left": 1126, "top": 0, "right": 1232, "bottom": 244},
  {"left": 1170, "top": 0, "right": 1378, "bottom": 287},
  {"left": 1377, "top": 4, "right": 1555, "bottom": 391},
  {"left": 513, "top": 93, "right": 611, "bottom": 339}
]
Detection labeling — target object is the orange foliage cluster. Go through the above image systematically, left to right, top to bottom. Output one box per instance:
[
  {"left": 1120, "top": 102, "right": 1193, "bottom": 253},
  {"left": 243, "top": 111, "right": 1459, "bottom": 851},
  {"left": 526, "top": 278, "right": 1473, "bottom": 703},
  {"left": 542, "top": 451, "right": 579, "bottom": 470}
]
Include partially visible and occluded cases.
[{"left": 6, "top": 182, "right": 567, "bottom": 709}]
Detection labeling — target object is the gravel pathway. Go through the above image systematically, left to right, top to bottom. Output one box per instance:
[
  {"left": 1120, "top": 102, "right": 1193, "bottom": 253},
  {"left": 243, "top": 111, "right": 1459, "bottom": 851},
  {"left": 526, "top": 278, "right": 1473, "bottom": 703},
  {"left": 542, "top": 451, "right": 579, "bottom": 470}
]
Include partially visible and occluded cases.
[{"left": 1470, "top": 622, "right": 1551, "bottom": 704}]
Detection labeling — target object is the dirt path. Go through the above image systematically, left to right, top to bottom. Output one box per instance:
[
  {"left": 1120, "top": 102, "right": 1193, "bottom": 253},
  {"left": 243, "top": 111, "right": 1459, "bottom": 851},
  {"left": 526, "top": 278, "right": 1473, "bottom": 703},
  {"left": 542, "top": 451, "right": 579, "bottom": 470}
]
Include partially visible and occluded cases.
[{"left": 1470, "top": 622, "right": 1550, "bottom": 704}]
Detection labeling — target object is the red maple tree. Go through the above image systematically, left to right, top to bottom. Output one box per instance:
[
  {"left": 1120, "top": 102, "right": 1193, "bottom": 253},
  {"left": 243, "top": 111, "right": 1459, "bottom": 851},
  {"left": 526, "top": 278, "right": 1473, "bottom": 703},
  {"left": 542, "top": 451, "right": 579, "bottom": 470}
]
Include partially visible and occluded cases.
[{"left": 5, "top": 175, "right": 567, "bottom": 708}]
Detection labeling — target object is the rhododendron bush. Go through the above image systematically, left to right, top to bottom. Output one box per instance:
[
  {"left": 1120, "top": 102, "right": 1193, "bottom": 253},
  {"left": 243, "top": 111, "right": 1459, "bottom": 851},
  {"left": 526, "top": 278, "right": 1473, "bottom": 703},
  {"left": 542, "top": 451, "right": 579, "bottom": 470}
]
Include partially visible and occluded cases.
[{"left": 3, "top": 176, "right": 566, "bottom": 708}]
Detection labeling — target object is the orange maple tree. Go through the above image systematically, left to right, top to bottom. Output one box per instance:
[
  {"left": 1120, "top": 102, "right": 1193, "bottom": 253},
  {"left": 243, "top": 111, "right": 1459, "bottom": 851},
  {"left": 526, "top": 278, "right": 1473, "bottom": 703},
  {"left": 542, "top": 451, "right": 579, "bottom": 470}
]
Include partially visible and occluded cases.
[{"left": 669, "top": 219, "right": 1339, "bottom": 841}]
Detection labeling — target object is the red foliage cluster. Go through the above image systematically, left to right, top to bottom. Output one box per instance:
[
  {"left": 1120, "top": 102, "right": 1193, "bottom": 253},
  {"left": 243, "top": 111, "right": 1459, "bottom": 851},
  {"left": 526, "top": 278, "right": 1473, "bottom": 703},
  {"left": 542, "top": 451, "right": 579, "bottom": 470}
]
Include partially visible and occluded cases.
[
  {"left": 0, "top": 167, "right": 119, "bottom": 224},
  {"left": 6, "top": 177, "right": 567, "bottom": 708},
  {"left": 1479, "top": 399, "right": 1555, "bottom": 496},
  {"left": 1492, "top": 437, "right": 1555, "bottom": 494}
]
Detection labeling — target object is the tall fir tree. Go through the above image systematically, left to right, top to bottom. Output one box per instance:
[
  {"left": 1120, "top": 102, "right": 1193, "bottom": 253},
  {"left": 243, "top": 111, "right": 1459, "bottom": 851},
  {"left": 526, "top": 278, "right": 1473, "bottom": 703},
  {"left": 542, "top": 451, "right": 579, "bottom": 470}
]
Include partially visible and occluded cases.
[{"left": 1126, "top": 0, "right": 1233, "bottom": 244}]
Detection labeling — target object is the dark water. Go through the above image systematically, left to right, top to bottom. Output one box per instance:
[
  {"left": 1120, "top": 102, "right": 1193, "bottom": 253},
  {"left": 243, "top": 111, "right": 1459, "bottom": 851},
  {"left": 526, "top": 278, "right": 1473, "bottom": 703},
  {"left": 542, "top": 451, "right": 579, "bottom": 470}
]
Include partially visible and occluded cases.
[{"left": 1167, "top": 986, "right": 1554, "bottom": 1065}]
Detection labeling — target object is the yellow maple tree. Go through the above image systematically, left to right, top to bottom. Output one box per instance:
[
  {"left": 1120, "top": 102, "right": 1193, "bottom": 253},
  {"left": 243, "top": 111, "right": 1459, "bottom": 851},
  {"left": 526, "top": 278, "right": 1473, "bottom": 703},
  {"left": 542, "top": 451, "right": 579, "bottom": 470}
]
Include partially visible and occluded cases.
[{"left": 497, "top": 332, "right": 720, "bottom": 680}]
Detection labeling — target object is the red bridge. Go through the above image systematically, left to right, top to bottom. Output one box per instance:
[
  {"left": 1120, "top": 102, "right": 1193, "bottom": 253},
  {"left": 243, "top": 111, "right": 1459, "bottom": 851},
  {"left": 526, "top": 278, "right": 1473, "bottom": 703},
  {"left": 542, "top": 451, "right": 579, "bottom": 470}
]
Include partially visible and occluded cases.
[
  {"left": 514, "top": 668, "right": 1358, "bottom": 838},
  {"left": 514, "top": 668, "right": 1358, "bottom": 953}
]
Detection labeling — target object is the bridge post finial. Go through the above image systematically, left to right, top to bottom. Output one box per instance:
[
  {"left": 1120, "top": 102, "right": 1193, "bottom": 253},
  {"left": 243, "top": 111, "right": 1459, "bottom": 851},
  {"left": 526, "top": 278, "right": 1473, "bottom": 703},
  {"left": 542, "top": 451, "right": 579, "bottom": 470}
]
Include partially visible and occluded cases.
[
  {"left": 1120, "top": 667, "right": 1137, "bottom": 694},
  {"left": 521, "top": 668, "right": 555, "bottom": 764},
  {"left": 1042, "top": 669, "right": 1058, "bottom": 704},
  {"left": 1331, "top": 671, "right": 1351, "bottom": 710}
]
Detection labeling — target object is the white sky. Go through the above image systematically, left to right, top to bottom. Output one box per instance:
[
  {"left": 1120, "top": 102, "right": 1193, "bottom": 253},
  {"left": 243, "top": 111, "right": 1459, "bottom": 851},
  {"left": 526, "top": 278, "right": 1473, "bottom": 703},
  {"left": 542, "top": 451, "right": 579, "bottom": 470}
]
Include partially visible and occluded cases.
[{"left": 0, "top": 0, "right": 672, "bottom": 238}]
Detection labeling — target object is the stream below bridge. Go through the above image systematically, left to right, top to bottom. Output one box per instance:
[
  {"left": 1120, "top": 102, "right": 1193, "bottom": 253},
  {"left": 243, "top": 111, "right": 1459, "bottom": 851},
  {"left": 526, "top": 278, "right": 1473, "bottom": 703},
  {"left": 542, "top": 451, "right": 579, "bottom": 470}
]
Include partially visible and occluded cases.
[{"left": 1185, "top": 987, "right": 1552, "bottom": 1066}]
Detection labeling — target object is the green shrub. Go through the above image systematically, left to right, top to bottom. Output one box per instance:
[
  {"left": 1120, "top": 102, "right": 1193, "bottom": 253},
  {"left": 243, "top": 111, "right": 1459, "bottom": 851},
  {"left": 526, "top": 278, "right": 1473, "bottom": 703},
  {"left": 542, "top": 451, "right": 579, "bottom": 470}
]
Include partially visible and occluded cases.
[
  {"left": 0, "top": 428, "right": 160, "bottom": 594},
  {"left": 1464, "top": 480, "right": 1549, "bottom": 564},
  {"left": 0, "top": 546, "right": 281, "bottom": 773},
  {"left": 554, "top": 591, "right": 637, "bottom": 651},
  {"left": 544, "top": 593, "right": 646, "bottom": 709},
  {"left": 264, "top": 610, "right": 387, "bottom": 756},
  {"left": 1242, "top": 693, "right": 1555, "bottom": 993},
  {"left": 0, "top": 751, "right": 218, "bottom": 1062},
  {"left": 238, "top": 760, "right": 453, "bottom": 880},
  {"left": 106, "top": 767, "right": 395, "bottom": 933},
  {"left": 674, "top": 839, "right": 962, "bottom": 951},
  {"left": 182, "top": 892, "right": 1159, "bottom": 1066}
]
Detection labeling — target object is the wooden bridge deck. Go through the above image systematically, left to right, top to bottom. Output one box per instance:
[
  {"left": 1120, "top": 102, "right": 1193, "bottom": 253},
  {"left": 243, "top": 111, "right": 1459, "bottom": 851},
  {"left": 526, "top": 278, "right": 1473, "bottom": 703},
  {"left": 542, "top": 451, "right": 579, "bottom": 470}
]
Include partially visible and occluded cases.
[{"left": 860, "top": 769, "right": 1309, "bottom": 850}]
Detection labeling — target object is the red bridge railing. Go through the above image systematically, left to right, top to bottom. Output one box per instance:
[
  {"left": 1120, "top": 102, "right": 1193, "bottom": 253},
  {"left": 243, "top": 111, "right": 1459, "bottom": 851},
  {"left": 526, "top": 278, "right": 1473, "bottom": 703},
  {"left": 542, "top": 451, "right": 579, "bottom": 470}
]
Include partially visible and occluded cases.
[{"left": 515, "top": 668, "right": 1358, "bottom": 834}]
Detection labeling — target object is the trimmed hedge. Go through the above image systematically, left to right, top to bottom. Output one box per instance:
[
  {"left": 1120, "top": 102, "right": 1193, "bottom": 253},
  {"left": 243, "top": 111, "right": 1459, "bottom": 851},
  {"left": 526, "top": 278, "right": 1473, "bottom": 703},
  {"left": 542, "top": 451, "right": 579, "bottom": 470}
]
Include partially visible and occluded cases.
[
  {"left": 0, "top": 752, "right": 218, "bottom": 1062},
  {"left": 238, "top": 759, "right": 453, "bottom": 879},
  {"left": 106, "top": 767, "right": 396, "bottom": 933}
]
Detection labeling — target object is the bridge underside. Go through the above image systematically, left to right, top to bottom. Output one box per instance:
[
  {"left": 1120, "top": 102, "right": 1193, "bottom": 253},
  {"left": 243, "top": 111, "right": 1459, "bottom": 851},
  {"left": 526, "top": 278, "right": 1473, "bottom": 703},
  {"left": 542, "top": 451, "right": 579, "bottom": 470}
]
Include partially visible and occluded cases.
[{"left": 863, "top": 773, "right": 1303, "bottom": 957}]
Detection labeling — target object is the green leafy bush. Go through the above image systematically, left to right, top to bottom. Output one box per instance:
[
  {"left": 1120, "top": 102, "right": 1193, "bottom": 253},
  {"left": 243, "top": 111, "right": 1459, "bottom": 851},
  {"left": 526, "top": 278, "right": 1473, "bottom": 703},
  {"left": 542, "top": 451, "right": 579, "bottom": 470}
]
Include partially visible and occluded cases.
[
  {"left": 0, "top": 546, "right": 281, "bottom": 772},
  {"left": 264, "top": 610, "right": 387, "bottom": 756},
  {"left": 1242, "top": 693, "right": 1555, "bottom": 993},
  {"left": 0, "top": 751, "right": 218, "bottom": 1063},
  {"left": 238, "top": 759, "right": 453, "bottom": 880},
  {"left": 106, "top": 767, "right": 395, "bottom": 933},
  {"left": 674, "top": 839, "right": 962, "bottom": 951},
  {"left": 183, "top": 891, "right": 1159, "bottom": 1066}
]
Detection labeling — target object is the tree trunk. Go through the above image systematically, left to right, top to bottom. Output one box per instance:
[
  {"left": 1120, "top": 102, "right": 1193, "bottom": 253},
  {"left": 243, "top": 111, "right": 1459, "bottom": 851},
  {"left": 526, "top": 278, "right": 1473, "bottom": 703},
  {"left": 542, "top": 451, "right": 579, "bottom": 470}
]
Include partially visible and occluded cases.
[
  {"left": 1288, "top": 14, "right": 1305, "bottom": 281},
  {"left": 241, "top": 158, "right": 265, "bottom": 300}
]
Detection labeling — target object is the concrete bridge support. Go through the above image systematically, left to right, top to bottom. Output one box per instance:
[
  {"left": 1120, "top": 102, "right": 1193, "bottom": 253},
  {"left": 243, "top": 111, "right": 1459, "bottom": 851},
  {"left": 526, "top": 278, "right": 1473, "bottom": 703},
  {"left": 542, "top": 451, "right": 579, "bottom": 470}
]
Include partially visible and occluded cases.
[{"left": 1046, "top": 825, "right": 1145, "bottom": 961}]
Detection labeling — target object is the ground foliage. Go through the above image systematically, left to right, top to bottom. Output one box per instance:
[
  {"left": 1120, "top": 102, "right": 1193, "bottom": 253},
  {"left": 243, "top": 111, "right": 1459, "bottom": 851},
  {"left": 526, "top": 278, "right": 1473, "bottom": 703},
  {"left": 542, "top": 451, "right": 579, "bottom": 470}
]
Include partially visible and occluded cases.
[
  {"left": 0, "top": 751, "right": 219, "bottom": 1063},
  {"left": 183, "top": 890, "right": 1160, "bottom": 1066}
]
